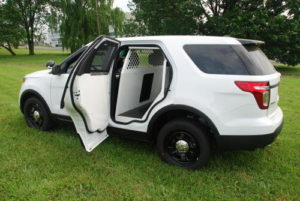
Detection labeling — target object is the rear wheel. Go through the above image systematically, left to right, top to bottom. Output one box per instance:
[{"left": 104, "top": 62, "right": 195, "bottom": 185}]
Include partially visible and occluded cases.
[
  {"left": 23, "top": 97, "right": 53, "bottom": 131},
  {"left": 157, "top": 118, "right": 211, "bottom": 169}
]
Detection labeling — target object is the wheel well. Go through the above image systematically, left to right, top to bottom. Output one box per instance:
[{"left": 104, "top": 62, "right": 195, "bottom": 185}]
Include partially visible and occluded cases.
[
  {"left": 20, "top": 90, "right": 49, "bottom": 114},
  {"left": 148, "top": 107, "right": 219, "bottom": 143}
]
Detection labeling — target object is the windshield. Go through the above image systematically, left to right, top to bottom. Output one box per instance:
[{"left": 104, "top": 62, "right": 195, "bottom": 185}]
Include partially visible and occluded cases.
[{"left": 183, "top": 44, "right": 276, "bottom": 75}]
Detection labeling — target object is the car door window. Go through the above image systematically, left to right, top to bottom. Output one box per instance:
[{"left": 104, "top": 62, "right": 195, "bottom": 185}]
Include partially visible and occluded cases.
[{"left": 85, "top": 40, "right": 118, "bottom": 74}]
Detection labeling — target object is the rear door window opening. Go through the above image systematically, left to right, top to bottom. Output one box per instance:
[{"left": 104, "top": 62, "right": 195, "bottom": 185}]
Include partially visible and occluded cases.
[{"left": 112, "top": 46, "right": 172, "bottom": 123}]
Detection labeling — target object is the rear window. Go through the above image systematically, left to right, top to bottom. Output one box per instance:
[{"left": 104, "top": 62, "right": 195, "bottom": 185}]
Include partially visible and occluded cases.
[{"left": 183, "top": 44, "right": 276, "bottom": 75}]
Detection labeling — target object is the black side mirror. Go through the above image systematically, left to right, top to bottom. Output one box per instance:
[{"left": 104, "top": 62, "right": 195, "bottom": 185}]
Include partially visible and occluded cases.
[
  {"left": 46, "top": 60, "right": 55, "bottom": 69},
  {"left": 51, "top": 65, "right": 62, "bottom": 75}
]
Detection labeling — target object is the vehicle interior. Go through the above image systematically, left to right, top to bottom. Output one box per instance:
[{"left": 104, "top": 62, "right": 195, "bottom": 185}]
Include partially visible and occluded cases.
[
  {"left": 54, "top": 43, "right": 172, "bottom": 124},
  {"left": 111, "top": 46, "right": 172, "bottom": 123}
]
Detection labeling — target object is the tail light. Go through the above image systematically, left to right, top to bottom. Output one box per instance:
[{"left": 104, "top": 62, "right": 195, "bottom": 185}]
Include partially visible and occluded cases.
[{"left": 235, "top": 81, "right": 270, "bottom": 109}]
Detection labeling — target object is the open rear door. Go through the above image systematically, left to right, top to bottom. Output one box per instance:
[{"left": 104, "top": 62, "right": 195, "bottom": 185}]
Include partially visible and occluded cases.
[{"left": 62, "top": 36, "right": 120, "bottom": 152}]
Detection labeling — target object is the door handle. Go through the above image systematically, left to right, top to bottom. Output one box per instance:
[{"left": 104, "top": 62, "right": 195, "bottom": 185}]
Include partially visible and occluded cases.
[{"left": 74, "top": 90, "right": 80, "bottom": 97}]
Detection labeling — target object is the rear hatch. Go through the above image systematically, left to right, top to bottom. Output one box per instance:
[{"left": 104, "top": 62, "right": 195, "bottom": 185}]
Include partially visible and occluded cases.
[
  {"left": 183, "top": 38, "right": 280, "bottom": 113},
  {"left": 242, "top": 43, "right": 280, "bottom": 115}
]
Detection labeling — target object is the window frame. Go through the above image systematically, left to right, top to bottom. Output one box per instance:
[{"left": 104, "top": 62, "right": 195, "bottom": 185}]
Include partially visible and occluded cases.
[{"left": 77, "top": 39, "right": 119, "bottom": 75}]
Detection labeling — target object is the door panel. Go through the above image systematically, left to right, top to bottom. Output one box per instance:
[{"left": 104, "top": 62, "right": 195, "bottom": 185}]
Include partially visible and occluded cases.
[
  {"left": 62, "top": 36, "right": 120, "bottom": 152},
  {"left": 72, "top": 73, "right": 110, "bottom": 131},
  {"left": 64, "top": 84, "right": 109, "bottom": 152}
]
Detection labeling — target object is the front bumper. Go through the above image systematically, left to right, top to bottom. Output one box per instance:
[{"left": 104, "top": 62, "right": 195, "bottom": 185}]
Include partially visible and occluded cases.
[{"left": 215, "top": 120, "right": 283, "bottom": 151}]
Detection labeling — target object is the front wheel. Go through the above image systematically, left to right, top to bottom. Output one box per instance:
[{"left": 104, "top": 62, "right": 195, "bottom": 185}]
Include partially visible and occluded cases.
[
  {"left": 23, "top": 97, "right": 53, "bottom": 131},
  {"left": 157, "top": 118, "right": 211, "bottom": 169}
]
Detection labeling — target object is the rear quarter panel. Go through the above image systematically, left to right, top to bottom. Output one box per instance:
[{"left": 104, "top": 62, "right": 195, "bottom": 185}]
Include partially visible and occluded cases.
[{"left": 169, "top": 41, "right": 282, "bottom": 136}]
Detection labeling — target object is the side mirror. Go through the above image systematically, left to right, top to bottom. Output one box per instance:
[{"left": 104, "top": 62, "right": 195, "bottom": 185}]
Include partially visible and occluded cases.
[
  {"left": 46, "top": 60, "right": 55, "bottom": 69},
  {"left": 51, "top": 65, "right": 62, "bottom": 75}
]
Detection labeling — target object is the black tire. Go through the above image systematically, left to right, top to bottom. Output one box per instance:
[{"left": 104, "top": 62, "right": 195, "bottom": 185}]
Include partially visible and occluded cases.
[
  {"left": 23, "top": 97, "right": 54, "bottom": 131},
  {"left": 157, "top": 118, "right": 211, "bottom": 169}
]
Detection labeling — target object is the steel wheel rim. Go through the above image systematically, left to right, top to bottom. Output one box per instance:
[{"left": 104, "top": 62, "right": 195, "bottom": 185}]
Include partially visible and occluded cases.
[
  {"left": 28, "top": 103, "right": 43, "bottom": 128},
  {"left": 164, "top": 131, "right": 200, "bottom": 164}
]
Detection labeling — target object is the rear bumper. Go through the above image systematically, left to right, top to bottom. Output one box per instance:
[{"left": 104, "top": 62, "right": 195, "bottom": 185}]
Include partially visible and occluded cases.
[{"left": 215, "top": 120, "right": 283, "bottom": 151}]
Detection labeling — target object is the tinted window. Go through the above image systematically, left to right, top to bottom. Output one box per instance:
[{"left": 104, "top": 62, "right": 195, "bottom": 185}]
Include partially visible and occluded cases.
[
  {"left": 87, "top": 40, "right": 118, "bottom": 73},
  {"left": 184, "top": 45, "right": 276, "bottom": 75},
  {"left": 244, "top": 45, "right": 276, "bottom": 75}
]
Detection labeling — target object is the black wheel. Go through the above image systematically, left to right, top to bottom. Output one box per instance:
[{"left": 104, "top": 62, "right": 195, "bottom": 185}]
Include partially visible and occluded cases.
[
  {"left": 23, "top": 97, "right": 53, "bottom": 131},
  {"left": 157, "top": 118, "right": 211, "bottom": 169}
]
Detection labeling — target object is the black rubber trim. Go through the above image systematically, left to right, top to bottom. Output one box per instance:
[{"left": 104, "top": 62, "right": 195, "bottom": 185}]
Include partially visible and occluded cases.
[
  {"left": 65, "top": 36, "right": 120, "bottom": 134},
  {"left": 110, "top": 44, "right": 173, "bottom": 125},
  {"left": 119, "top": 102, "right": 152, "bottom": 118},
  {"left": 215, "top": 119, "right": 283, "bottom": 151}
]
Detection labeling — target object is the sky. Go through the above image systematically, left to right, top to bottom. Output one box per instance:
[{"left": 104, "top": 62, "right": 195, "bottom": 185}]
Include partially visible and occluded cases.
[{"left": 113, "top": 0, "right": 131, "bottom": 13}]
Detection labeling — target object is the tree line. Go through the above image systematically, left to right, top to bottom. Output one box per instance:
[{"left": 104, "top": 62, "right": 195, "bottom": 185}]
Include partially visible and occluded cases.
[
  {"left": 0, "top": 0, "right": 299, "bottom": 66},
  {"left": 0, "top": 0, "right": 124, "bottom": 55},
  {"left": 123, "top": 0, "right": 299, "bottom": 66}
]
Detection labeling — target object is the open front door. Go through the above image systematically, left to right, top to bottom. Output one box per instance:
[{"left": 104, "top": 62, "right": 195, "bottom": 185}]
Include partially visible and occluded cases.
[{"left": 62, "top": 36, "right": 120, "bottom": 152}]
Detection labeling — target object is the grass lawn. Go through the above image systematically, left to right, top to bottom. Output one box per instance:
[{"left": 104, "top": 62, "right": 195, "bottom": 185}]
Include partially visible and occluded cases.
[{"left": 0, "top": 48, "right": 299, "bottom": 201}]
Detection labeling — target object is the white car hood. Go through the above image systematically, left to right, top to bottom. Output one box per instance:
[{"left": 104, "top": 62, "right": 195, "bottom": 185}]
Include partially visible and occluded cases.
[{"left": 25, "top": 69, "right": 51, "bottom": 78}]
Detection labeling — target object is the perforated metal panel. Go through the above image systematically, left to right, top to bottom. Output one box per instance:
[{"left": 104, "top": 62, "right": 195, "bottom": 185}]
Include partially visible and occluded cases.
[{"left": 126, "top": 49, "right": 164, "bottom": 70}]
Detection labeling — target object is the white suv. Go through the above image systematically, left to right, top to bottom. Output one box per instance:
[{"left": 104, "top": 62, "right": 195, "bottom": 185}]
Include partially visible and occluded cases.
[{"left": 19, "top": 36, "right": 283, "bottom": 169}]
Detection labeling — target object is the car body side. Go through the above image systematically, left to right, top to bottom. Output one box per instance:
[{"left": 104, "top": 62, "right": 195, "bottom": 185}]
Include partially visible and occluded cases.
[{"left": 19, "top": 36, "right": 284, "bottom": 151}]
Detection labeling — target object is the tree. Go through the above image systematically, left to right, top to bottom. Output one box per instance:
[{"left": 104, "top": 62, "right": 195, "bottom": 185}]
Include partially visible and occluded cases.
[
  {"left": 5, "top": 0, "right": 49, "bottom": 55},
  {"left": 50, "top": 0, "right": 125, "bottom": 53},
  {"left": 58, "top": 0, "right": 96, "bottom": 53},
  {"left": 123, "top": 0, "right": 197, "bottom": 36},
  {"left": 127, "top": 0, "right": 299, "bottom": 66},
  {"left": 197, "top": 0, "right": 299, "bottom": 66},
  {"left": 0, "top": 3, "right": 24, "bottom": 56},
  {"left": 111, "top": 7, "right": 125, "bottom": 36}
]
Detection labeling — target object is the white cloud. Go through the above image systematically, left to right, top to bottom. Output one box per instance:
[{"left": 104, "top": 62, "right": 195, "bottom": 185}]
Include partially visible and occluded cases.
[{"left": 113, "top": 0, "right": 132, "bottom": 13}]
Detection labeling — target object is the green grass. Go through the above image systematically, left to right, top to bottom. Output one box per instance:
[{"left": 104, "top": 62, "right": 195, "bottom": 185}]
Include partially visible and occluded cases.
[
  {"left": 0, "top": 48, "right": 299, "bottom": 201},
  {"left": 274, "top": 62, "right": 300, "bottom": 76},
  {"left": 276, "top": 65, "right": 300, "bottom": 76}
]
